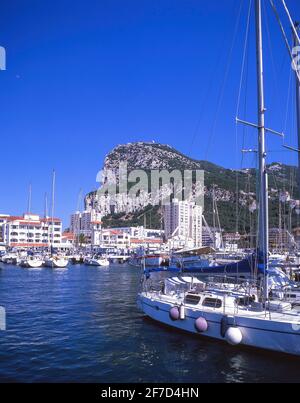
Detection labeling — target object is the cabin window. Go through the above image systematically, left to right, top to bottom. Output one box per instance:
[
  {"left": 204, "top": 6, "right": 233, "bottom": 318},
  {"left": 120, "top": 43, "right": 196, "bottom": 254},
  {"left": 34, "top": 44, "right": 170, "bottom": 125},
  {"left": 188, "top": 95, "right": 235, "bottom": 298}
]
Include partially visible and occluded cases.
[
  {"left": 185, "top": 293, "right": 201, "bottom": 305},
  {"left": 286, "top": 294, "right": 297, "bottom": 299},
  {"left": 237, "top": 296, "right": 255, "bottom": 306},
  {"left": 202, "top": 297, "right": 222, "bottom": 308}
]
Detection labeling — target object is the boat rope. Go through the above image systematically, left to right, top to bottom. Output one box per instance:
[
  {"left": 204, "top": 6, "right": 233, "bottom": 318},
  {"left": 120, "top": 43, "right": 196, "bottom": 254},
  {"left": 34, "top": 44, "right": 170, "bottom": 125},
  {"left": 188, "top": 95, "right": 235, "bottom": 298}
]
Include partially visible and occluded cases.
[
  {"left": 188, "top": 0, "right": 240, "bottom": 156},
  {"left": 204, "top": 0, "right": 244, "bottom": 159},
  {"left": 235, "top": 0, "right": 252, "bottom": 235},
  {"left": 235, "top": 0, "right": 253, "bottom": 119},
  {"left": 264, "top": 0, "right": 286, "bottom": 130},
  {"left": 268, "top": 0, "right": 300, "bottom": 85},
  {"left": 281, "top": 0, "right": 300, "bottom": 45},
  {"left": 283, "top": 60, "right": 293, "bottom": 139}
]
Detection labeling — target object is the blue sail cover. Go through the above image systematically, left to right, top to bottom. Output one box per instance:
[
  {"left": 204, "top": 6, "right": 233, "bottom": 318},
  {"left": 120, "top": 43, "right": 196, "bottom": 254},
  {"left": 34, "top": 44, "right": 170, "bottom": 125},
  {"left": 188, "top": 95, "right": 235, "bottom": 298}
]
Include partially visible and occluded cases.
[
  {"left": 144, "top": 255, "right": 258, "bottom": 276},
  {"left": 181, "top": 255, "right": 256, "bottom": 275},
  {"left": 144, "top": 267, "right": 180, "bottom": 276}
]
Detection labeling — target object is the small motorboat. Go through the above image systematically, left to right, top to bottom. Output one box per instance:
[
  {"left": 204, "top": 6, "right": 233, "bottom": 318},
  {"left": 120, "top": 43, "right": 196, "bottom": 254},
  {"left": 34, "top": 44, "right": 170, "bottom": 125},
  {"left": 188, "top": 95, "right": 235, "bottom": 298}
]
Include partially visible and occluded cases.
[{"left": 84, "top": 256, "right": 109, "bottom": 267}]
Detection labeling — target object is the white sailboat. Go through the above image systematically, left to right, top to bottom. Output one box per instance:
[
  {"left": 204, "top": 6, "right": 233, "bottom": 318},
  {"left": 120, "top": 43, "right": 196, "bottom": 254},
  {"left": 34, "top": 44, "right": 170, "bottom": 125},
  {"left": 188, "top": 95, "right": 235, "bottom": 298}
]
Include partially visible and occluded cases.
[
  {"left": 138, "top": 0, "right": 300, "bottom": 356},
  {"left": 44, "top": 170, "right": 69, "bottom": 269},
  {"left": 20, "top": 256, "right": 43, "bottom": 269},
  {"left": 44, "top": 256, "right": 69, "bottom": 268}
]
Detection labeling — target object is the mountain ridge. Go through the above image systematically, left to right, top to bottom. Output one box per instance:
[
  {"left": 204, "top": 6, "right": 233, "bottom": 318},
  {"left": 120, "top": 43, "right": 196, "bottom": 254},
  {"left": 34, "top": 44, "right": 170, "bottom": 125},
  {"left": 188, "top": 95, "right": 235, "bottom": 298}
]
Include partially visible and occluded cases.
[{"left": 85, "top": 141, "right": 300, "bottom": 234}]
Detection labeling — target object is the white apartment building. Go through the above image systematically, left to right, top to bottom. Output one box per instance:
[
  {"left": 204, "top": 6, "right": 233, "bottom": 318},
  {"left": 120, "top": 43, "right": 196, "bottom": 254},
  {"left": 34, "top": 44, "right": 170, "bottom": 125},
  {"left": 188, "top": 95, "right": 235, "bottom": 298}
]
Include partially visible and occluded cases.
[
  {"left": 164, "top": 199, "right": 203, "bottom": 248},
  {"left": 2, "top": 213, "right": 62, "bottom": 248},
  {"left": 110, "top": 226, "right": 164, "bottom": 239},
  {"left": 101, "top": 229, "right": 131, "bottom": 248},
  {"left": 99, "top": 230, "right": 163, "bottom": 250}
]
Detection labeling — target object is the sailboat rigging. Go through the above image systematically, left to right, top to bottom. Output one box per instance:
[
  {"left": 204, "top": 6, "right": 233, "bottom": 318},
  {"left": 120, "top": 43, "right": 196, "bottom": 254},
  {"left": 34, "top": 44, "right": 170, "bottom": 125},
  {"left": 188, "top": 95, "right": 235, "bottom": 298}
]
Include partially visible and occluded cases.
[{"left": 137, "top": 0, "right": 300, "bottom": 356}]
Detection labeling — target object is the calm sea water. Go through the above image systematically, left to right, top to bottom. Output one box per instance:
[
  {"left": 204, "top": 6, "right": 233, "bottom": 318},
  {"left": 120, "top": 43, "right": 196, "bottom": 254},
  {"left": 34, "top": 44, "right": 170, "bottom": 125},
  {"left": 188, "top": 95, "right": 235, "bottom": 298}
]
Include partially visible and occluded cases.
[{"left": 0, "top": 263, "right": 300, "bottom": 383}]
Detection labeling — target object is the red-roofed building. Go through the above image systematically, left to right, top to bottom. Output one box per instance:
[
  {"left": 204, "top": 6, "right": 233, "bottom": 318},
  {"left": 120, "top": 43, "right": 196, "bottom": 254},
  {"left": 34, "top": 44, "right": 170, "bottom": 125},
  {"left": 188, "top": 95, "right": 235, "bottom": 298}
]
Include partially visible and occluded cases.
[
  {"left": 1, "top": 213, "right": 62, "bottom": 248},
  {"left": 101, "top": 229, "right": 130, "bottom": 248},
  {"left": 62, "top": 231, "right": 75, "bottom": 246},
  {"left": 130, "top": 238, "right": 163, "bottom": 249}
]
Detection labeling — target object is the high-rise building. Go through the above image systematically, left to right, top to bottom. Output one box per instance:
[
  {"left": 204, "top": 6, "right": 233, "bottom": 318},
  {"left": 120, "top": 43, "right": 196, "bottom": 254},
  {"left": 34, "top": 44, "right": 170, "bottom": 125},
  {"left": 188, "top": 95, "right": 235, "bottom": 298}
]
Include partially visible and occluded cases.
[
  {"left": 163, "top": 199, "right": 202, "bottom": 247},
  {"left": 70, "top": 210, "right": 102, "bottom": 245}
]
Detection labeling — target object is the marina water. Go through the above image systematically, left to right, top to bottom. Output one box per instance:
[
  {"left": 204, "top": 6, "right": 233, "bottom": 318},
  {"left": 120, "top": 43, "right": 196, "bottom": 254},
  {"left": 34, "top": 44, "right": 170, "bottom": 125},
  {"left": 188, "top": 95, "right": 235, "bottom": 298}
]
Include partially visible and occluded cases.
[{"left": 0, "top": 263, "right": 300, "bottom": 383}]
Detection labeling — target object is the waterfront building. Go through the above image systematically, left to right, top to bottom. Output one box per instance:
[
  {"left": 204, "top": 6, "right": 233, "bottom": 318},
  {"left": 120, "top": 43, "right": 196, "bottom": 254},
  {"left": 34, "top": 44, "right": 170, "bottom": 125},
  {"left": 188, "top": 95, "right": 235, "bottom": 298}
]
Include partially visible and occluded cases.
[
  {"left": 164, "top": 199, "right": 202, "bottom": 248},
  {"left": 70, "top": 210, "right": 102, "bottom": 244},
  {"left": 69, "top": 211, "right": 164, "bottom": 248},
  {"left": 2, "top": 213, "right": 62, "bottom": 248},
  {"left": 106, "top": 226, "right": 164, "bottom": 239},
  {"left": 101, "top": 229, "right": 131, "bottom": 248},
  {"left": 61, "top": 231, "right": 75, "bottom": 247},
  {"left": 130, "top": 237, "right": 163, "bottom": 251}
]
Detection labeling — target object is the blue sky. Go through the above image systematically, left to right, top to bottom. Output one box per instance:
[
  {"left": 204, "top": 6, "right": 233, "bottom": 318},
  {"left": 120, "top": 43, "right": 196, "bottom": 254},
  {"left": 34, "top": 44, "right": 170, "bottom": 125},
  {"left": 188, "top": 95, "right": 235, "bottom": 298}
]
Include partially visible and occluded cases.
[{"left": 0, "top": 0, "right": 299, "bottom": 226}]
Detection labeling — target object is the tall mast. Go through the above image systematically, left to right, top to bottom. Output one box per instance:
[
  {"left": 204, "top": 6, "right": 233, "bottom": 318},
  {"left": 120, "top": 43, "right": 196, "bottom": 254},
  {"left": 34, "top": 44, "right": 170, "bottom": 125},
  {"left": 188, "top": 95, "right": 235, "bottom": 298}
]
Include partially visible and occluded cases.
[
  {"left": 255, "top": 0, "right": 269, "bottom": 285},
  {"left": 294, "top": 22, "right": 300, "bottom": 194},
  {"left": 51, "top": 170, "right": 56, "bottom": 249},
  {"left": 212, "top": 186, "right": 216, "bottom": 249},
  {"left": 44, "top": 192, "right": 48, "bottom": 218}
]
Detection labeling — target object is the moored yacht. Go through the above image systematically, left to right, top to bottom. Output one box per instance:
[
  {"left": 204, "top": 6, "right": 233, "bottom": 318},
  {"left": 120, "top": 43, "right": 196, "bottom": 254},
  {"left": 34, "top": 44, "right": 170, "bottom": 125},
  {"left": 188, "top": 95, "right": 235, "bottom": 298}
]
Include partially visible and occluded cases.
[
  {"left": 138, "top": 0, "right": 300, "bottom": 356},
  {"left": 169, "top": 246, "right": 214, "bottom": 269},
  {"left": 1, "top": 252, "right": 22, "bottom": 265},
  {"left": 145, "top": 252, "right": 169, "bottom": 267},
  {"left": 20, "top": 256, "right": 43, "bottom": 269},
  {"left": 44, "top": 256, "right": 69, "bottom": 268},
  {"left": 138, "top": 273, "right": 300, "bottom": 356}
]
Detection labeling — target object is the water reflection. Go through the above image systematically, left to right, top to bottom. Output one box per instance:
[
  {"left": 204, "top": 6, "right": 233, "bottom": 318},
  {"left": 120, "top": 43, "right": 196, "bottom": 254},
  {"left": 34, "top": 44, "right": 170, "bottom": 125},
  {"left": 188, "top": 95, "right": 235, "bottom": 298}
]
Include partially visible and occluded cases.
[{"left": 0, "top": 264, "right": 300, "bottom": 382}]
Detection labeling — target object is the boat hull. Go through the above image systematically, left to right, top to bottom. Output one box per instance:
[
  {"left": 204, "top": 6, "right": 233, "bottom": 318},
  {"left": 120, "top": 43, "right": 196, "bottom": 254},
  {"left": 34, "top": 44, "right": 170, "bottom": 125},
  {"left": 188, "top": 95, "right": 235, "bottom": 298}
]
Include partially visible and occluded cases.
[
  {"left": 20, "top": 259, "right": 43, "bottom": 268},
  {"left": 44, "top": 259, "right": 69, "bottom": 268},
  {"left": 86, "top": 259, "right": 109, "bottom": 267},
  {"left": 28, "top": 260, "right": 43, "bottom": 268},
  {"left": 138, "top": 294, "right": 300, "bottom": 356}
]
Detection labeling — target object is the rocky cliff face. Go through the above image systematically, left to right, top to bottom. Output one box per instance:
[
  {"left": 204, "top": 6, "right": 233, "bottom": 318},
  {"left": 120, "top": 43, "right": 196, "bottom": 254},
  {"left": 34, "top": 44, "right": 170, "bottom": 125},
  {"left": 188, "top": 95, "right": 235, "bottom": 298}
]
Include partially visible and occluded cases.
[
  {"left": 85, "top": 141, "right": 299, "bottom": 232},
  {"left": 104, "top": 142, "right": 204, "bottom": 171}
]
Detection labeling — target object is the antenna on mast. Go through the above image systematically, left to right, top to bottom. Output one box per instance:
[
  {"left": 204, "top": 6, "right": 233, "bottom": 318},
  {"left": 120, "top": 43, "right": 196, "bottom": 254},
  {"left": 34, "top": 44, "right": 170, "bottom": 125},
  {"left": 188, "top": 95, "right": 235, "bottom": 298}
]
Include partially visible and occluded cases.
[
  {"left": 51, "top": 170, "right": 56, "bottom": 248},
  {"left": 27, "top": 183, "right": 32, "bottom": 214}
]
